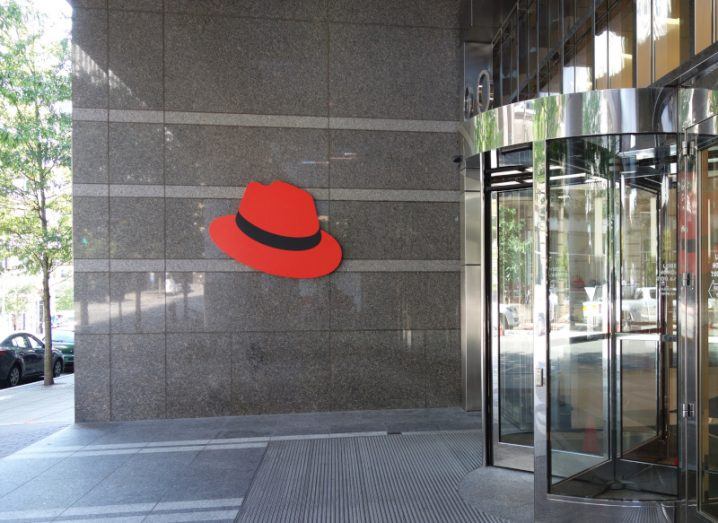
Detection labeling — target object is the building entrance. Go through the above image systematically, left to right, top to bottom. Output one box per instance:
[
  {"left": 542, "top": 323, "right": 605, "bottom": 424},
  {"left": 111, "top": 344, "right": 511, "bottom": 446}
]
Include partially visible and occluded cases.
[
  {"left": 462, "top": 88, "right": 718, "bottom": 521},
  {"left": 544, "top": 134, "right": 678, "bottom": 500}
]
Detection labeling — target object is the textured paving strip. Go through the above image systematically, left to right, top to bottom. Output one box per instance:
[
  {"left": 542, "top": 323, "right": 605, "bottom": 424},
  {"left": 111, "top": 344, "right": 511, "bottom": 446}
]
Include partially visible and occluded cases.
[
  {"left": 237, "top": 430, "right": 506, "bottom": 523},
  {"left": 0, "top": 497, "right": 244, "bottom": 522}
]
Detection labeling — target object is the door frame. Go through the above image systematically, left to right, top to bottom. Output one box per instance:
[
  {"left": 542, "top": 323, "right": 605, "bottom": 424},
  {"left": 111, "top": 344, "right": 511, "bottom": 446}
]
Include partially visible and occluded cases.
[{"left": 681, "top": 117, "right": 718, "bottom": 523}]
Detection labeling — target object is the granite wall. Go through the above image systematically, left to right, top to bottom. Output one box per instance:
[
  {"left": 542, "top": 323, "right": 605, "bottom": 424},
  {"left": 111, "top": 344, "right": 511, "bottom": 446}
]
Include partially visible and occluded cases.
[{"left": 71, "top": 0, "right": 463, "bottom": 421}]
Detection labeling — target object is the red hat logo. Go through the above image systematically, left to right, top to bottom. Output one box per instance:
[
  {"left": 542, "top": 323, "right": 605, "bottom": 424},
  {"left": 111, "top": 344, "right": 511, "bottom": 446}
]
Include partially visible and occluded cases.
[{"left": 209, "top": 180, "right": 342, "bottom": 279}]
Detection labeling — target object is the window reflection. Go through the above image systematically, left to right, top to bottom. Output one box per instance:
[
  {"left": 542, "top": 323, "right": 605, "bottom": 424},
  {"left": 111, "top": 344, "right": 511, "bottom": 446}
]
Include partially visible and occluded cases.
[
  {"left": 486, "top": 0, "right": 701, "bottom": 107},
  {"left": 547, "top": 135, "right": 678, "bottom": 499},
  {"left": 699, "top": 144, "right": 718, "bottom": 518},
  {"left": 493, "top": 189, "right": 534, "bottom": 446}
]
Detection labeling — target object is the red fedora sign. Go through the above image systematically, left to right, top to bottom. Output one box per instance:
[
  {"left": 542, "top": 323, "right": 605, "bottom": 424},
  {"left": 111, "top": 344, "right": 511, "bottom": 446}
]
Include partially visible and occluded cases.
[{"left": 209, "top": 180, "right": 342, "bottom": 278}]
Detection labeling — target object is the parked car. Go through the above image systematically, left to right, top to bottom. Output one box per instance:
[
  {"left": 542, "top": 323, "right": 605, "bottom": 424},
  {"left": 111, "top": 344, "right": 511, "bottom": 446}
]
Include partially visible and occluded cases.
[
  {"left": 582, "top": 286, "right": 658, "bottom": 328},
  {"left": 52, "top": 329, "right": 74, "bottom": 368},
  {"left": 0, "top": 332, "right": 64, "bottom": 387}
]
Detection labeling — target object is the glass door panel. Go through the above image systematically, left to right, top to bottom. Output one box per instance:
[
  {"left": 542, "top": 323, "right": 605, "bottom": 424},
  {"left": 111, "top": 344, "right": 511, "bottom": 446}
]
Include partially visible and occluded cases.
[
  {"left": 546, "top": 135, "right": 678, "bottom": 500},
  {"left": 547, "top": 137, "right": 611, "bottom": 490},
  {"left": 698, "top": 141, "right": 718, "bottom": 518},
  {"left": 491, "top": 188, "right": 535, "bottom": 471}
]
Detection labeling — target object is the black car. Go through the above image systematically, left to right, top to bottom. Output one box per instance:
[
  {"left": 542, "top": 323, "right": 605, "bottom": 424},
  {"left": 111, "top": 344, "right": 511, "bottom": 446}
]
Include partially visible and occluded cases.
[{"left": 0, "top": 332, "right": 64, "bottom": 387}]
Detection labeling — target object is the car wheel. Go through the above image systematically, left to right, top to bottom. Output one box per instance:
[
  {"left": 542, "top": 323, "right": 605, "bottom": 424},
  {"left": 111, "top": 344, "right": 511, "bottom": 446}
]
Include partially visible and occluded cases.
[
  {"left": 53, "top": 360, "right": 63, "bottom": 378},
  {"left": 6, "top": 366, "right": 20, "bottom": 387}
]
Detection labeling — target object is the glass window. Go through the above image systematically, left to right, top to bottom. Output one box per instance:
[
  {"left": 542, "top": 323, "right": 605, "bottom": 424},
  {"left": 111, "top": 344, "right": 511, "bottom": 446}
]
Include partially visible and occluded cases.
[
  {"left": 608, "top": 0, "right": 635, "bottom": 88},
  {"left": 636, "top": 0, "right": 652, "bottom": 86},
  {"left": 653, "top": 0, "right": 690, "bottom": 80},
  {"left": 695, "top": 0, "right": 714, "bottom": 53},
  {"left": 594, "top": 2, "right": 609, "bottom": 90},
  {"left": 547, "top": 135, "right": 678, "bottom": 499},
  {"left": 548, "top": 137, "right": 612, "bottom": 486},
  {"left": 699, "top": 143, "right": 718, "bottom": 518},
  {"left": 495, "top": 189, "right": 535, "bottom": 446},
  {"left": 27, "top": 335, "right": 42, "bottom": 349},
  {"left": 10, "top": 336, "right": 28, "bottom": 348}
]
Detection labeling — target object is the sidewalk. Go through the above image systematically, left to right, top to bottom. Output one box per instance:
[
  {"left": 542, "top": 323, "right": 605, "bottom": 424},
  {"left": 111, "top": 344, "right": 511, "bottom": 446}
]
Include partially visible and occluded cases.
[
  {"left": 0, "top": 373, "right": 74, "bottom": 459},
  {"left": 0, "top": 408, "right": 490, "bottom": 523}
]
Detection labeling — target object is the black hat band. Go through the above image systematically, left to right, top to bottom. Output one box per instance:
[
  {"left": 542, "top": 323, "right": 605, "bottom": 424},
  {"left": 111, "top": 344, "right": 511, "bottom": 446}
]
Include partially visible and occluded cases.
[{"left": 235, "top": 212, "right": 321, "bottom": 251}]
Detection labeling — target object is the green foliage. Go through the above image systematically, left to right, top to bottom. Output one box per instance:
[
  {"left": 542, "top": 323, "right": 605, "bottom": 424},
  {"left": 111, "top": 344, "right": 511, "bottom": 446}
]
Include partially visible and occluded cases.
[
  {"left": 0, "top": 0, "right": 71, "bottom": 275},
  {"left": 498, "top": 206, "right": 529, "bottom": 298},
  {"left": 1, "top": 281, "right": 33, "bottom": 315},
  {"left": 54, "top": 283, "right": 72, "bottom": 311}
]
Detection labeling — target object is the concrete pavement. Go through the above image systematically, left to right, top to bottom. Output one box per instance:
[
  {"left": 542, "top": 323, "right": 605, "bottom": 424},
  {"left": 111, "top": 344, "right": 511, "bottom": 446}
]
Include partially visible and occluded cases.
[
  {"left": 0, "top": 373, "right": 74, "bottom": 459},
  {"left": 0, "top": 407, "right": 490, "bottom": 522}
]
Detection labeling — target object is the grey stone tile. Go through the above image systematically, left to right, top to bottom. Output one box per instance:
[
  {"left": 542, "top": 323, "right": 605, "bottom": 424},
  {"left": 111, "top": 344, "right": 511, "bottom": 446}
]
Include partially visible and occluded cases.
[
  {"left": 109, "top": 0, "right": 162, "bottom": 11},
  {"left": 165, "top": 0, "right": 326, "bottom": 20},
  {"left": 328, "top": 0, "right": 462, "bottom": 28},
  {"left": 72, "top": 8, "right": 108, "bottom": 108},
  {"left": 108, "top": 10, "right": 163, "bottom": 109},
  {"left": 165, "top": 15, "right": 327, "bottom": 115},
  {"left": 329, "top": 23, "right": 461, "bottom": 120},
  {"left": 73, "top": 121, "right": 108, "bottom": 184},
  {"left": 109, "top": 123, "right": 163, "bottom": 184},
  {"left": 165, "top": 125, "right": 329, "bottom": 188},
  {"left": 329, "top": 130, "right": 459, "bottom": 190},
  {"left": 73, "top": 197, "right": 109, "bottom": 259},
  {"left": 109, "top": 197, "right": 165, "bottom": 258},
  {"left": 164, "top": 198, "right": 328, "bottom": 260},
  {"left": 164, "top": 199, "right": 235, "bottom": 260},
  {"left": 330, "top": 201, "right": 460, "bottom": 260},
  {"left": 75, "top": 272, "right": 110, "bottom": 334},
  {"left": 110, "top": 272, "right": 166, "bottom": 333},
  {"left": 165, "top": 272, "right": 331, "bottom": 332},
  {"left": 329, "top": 272, "right": 459, "bottom": 330},
  {"left": 406, "top": 272, "right": 460, "bottom": 329},
  {"left": 331, "top": 330, "right": 424, "bottom": 410},
  {"left": 424, "top": 330, "right": 461, "bottom": 408},
  {"left": 232, "top": 331, "right": 331, "bottom": 414},
  {"left": 166, "top": 333, "right": 233, "bottom": 418},
  {"left": 75, "top": 334, "right": 111, "bottom": 422},
  {"left": 110, "top": 334, "right": 166, "bottom": 420},
  {"left": 89, "top": 419, "right": 223, "bottom": 445},
  {"left": 157, "top": 448, "right": 264, "bottom": 502},
  {"left": 72, "top": 450, "right": 197, "bottom": 505},
  {"left": 0, "top": 454, "right": 127, "bottom": 511},
  {"left": 0, "top": 457, "right": 69, "bottom": 498},
  {"left": 459, "top": 467, "right": 534, "bottom": 523}
]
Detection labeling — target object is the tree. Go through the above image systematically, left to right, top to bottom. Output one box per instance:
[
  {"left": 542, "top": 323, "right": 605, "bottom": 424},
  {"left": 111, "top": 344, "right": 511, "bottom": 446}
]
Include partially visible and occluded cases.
[
  {"left": 0, "top": 0, "right": 71, "bottom": 385},
  {"left": 498, "top": 205, "right": 529, "bottom": 301},
  {"left": 2, "top": 282, "right": 33, "bottom": 330}
]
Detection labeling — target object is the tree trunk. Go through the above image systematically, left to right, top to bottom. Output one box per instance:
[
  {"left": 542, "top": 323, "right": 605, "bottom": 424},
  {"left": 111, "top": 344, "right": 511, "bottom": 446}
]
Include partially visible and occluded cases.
[{"left": 42, "top": 259, "right": 53, "bottom": 386}]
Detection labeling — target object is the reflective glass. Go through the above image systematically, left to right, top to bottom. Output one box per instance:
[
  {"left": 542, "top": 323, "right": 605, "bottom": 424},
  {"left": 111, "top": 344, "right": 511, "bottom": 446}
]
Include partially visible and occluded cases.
[
  {"left": 608, "top": 0, "right": 635, "bottom": 88},
  {"left": 653, "top": 0, "right": 690, "bottom": 80},
  {"left": 695, "top": 0, "right": 714, "bottom": 53},
  {"left": 548, "top": 135, "right": 678, "bottom": 499},
  {"left": 548, "top": 138, "right": 611, "bottom": 485},
  {"left": 699, "top": 143, "right": 718, "bottom": 518},
  {"left": 621, "top": 175, "right": 658, "bottom": 332},
  {"left": 495, "top": 189, "right": 535, "bottom": 446},
  {"left": 621, "top": 339, "right": 659, "bottom": 453}
]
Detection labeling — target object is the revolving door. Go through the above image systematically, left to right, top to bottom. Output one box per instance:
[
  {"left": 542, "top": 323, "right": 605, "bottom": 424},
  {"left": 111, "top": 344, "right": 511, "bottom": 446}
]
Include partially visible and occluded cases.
[
  {"left": 461, "top": 88, "right": 718, "bottom": 521},
  {"left": 543, "top": 135, "right": 678, "bottom": 501}
]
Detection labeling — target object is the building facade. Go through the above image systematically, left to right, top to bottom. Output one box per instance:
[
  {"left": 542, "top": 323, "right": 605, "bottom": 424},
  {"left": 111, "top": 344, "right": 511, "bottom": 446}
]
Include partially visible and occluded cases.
[{"left": 71, "top": 0, "right": 474, "bottom": 422}]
